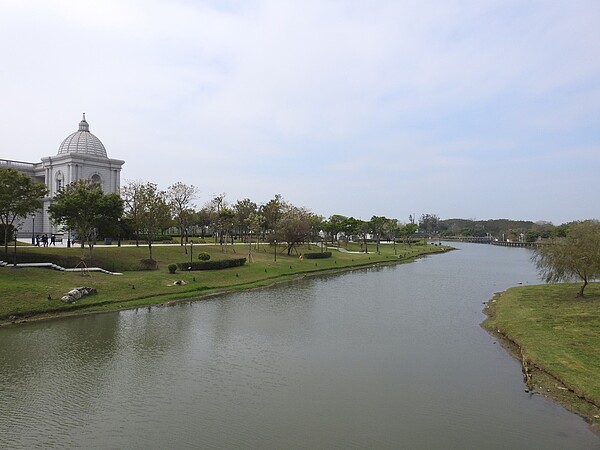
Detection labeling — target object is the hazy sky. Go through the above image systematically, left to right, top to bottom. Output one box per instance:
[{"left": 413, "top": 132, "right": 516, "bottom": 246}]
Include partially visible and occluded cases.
[{"left": 1, "top": 1, "right": 598, "bottom": 224}]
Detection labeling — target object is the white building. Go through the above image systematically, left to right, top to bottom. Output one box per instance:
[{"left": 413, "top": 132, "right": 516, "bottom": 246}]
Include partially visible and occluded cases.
[{"left": 1, "top": 114, "right": 124, "bottom": 237}]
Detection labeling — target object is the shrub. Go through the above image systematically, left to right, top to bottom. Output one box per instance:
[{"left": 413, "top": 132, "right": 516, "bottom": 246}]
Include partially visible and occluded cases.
[
  {"left": 197, "top": 252, "right": 211, "bottom": 261},
  {"left": 303, "top": 252, "right": 332, "bottom": 259},
  {"left": 177, "top": 258, "right": 246, "bottom": 271},
  {"left": 139, "top": 259, "right": 158, "bottom": 270},
  {"left": 168, "top": 263, "right": 177, "bottom": 274}
]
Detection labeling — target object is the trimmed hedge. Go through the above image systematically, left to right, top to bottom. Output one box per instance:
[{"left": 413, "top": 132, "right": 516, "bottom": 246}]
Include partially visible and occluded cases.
[
  {"left": 197, "top": 252, "right": 210, "bottom": 261},
  {"left": 303, "top": 252, "right": 332, "bottom": 259},
  {"left": 177, "top": 258, "right": 246, "bottom": 271}
]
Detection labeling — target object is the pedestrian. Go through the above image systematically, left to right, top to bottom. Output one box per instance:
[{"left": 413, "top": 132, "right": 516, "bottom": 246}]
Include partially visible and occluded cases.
[
  {"left": 35, "top": 234, "right": 40, "bottom": 247},
  {"left": 42, "top": 234, "right": 48, "bottom": 247},
  {"left": 51, "top": 234, "right": 56, "bottom": 246}
]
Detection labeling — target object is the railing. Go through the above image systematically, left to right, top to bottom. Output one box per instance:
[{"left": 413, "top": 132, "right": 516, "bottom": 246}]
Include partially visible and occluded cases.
[{"left": 0, "top": 159, "right": 36, "bottom": 170}]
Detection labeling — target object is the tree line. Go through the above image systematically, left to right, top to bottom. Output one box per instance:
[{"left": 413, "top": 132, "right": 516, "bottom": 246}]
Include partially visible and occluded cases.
[
  {"left": 1, "top": 167, "right": 598, "bottom": 297},
  {"left": 0, "top": 169, "right": 421, "bottom": 261}
]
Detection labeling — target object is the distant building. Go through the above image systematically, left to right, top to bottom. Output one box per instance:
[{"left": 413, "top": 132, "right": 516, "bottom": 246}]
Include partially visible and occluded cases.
[{"left": 0, "top": 114, "right": 124, "bottom": 236}]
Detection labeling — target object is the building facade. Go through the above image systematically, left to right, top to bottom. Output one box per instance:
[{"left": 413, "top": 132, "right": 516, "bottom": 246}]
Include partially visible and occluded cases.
[{"left": 1, "top": 114, "right": 125, "bottom": 237}]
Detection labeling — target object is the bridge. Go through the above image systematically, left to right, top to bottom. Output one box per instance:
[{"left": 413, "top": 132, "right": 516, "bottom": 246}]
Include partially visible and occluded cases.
[{"left": 436, "top": 236, "right": 543, "bottom": 247}]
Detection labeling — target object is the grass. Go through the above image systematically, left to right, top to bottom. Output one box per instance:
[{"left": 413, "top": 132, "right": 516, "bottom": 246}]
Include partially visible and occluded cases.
[
  {"left": 0, "top": 240, "right": 448, "bottom": 323},
  {"left": 483, "top": 282, "right": 600, "bottom": 429}
]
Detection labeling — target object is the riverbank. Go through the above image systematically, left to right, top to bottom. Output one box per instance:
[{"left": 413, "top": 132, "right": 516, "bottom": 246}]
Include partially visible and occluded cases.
[
  {"left": 0, "top": 242, "right": 451, "bottom": 327},
  {"left": 482, "top": 283, "right": 600, "bottom": 432}
]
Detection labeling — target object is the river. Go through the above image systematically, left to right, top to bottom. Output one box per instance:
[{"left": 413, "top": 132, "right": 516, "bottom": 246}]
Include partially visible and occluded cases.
[{"left": 0, "top": 242, "right": 598, "bottom": 449}]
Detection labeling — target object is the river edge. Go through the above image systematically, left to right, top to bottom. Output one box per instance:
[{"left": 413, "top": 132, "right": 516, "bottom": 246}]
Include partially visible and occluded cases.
[
  {"left": 0, "top": 247, "right": 454, "bottom": 328},
  {"left": 482, "top": 292, "right": 600, "bottom": 435}
]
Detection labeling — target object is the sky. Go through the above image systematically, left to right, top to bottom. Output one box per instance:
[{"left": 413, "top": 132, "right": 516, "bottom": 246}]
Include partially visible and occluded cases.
[{"left": 1, "top": 0, "right": 599, "bottom": 225}]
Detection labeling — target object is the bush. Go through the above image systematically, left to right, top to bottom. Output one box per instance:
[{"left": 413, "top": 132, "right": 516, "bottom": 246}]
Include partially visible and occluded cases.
[
  {"left": 197, "top": 252, "right": 211, "bottom": 261},
  {"left": 303, "top": 252, "right": 332, "bottom": 259},
  {"left": 177, "top": 258, "right": 246, "bottom": 271},
  {"left": 139, "top": 259, "right": 158, "bottom": 270},
  {"left": 167, "top": 263, "right": 177, "bottom": 274}
]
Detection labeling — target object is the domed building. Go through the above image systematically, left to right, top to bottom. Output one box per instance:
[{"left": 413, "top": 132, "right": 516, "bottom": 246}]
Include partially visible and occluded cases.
[{"left": 1, "top": 114, "right": 124, "bottom": 238}]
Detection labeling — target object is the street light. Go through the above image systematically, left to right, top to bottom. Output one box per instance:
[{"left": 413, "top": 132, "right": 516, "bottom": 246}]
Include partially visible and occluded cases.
[
  {"left": 31, "top": 214, "right": 36, "bottom": 245},
  {"left": 117, "top": 217, "right": 121, "bottom": 247},
  {"left": 13, "top": 226, "right": 18, "bottom": 267},
  {"left": 248, "top": 230, "right": 253, "bottom": 263},
  {"left": 274, "top": 239, "right": 277, "bottom": 262}
]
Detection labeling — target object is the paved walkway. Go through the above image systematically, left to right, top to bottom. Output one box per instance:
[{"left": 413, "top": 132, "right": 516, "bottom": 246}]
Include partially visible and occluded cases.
[{"left": 0, "top": 260, "right": 122, "bottom": 275}]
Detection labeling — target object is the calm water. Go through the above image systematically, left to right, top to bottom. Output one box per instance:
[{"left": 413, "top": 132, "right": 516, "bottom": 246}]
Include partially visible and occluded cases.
[{"left": 1, "top": 243, "right": 598, "bottom": 449}]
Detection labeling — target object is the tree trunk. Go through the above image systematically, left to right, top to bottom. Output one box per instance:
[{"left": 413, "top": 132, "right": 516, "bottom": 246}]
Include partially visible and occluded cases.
[
  {"left": 3, "top": 226, "right": 9, "bottom": 259},
  {"left": 577, "top": 278, "right": 588, "bottom": 297}
]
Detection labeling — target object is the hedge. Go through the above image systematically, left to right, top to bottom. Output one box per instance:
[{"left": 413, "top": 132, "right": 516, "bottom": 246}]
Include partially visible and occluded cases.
[
  {"left": 303, "top": 252, "right": 332, "bottom": 259},
  {"left": 177, "top": 258, "right": 247, "bottom": 271}
]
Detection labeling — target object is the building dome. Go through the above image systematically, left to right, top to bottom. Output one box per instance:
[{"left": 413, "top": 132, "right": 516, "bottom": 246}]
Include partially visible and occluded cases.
[{"left": 57, "top": 113, "right": 108, "bottom": 158}]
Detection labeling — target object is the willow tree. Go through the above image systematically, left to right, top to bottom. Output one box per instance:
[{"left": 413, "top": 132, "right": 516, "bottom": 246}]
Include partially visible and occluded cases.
[
  {"left": 0, "top": 168, "right": 47, "bottom": 256},
  {"left": 533, "top": 220, "right": 600, "bottom": 297}
]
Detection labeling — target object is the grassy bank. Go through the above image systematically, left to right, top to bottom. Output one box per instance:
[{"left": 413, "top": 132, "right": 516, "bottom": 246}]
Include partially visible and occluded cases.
[
  {"left": 0, "top": 241, "right": 449, "bottom": 324},
  {"left": 483, "top": 283, "right": 600, "bottom": 430}
]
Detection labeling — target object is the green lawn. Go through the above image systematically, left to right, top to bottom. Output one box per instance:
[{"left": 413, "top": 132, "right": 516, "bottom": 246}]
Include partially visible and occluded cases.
[
  {"left": 0, "top": 241, "right": 447, "bottom": 322},
  {"left": 483, "top": 283, "right": 600, "bottom": 427}
]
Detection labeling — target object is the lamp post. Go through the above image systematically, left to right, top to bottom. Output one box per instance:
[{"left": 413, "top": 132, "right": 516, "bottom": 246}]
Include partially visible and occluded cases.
[
  {"left": 31, "top": 214, "right": 36, "bottom": 245},
  {"left": 117, "top": 218, "right": 121, "bottom": 247},
  {"left": 13, "top": 226, "right": 18, "bottom": 267},
  {"left": 248, "top": 230, "right": 252, "bottom": 262},
  {"left": 274, "top": 239, "right": 277, "bottom": 262},
  {"left": 190, "top": 241, "right": 193, "bottom": 263}
]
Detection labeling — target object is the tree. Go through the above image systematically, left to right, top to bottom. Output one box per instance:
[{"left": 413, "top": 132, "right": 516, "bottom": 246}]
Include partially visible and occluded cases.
[
  {"left": 0, "top": 168, "right": 47, "bottom": 256},
  {"left": 49, "top": 180, "right": 123, "bottom": 255},
  {"left": 121, "top": 180, "right": 145, "bottom": 247},
  {"left": 134, "top": 182, "right": 171, "bottom": 262},
  {"left": 166, "top": 182, "right": 198, "bottom": 246},
  {"left": 206, "top": 193, "right": 232, "bottom": 249},
  {"left": 260, "top": 194, "right": 284, "bottom": 238},
  {"left": 234, "top": 198, "right": 258, "bottom": 241},
  {"left": 274, "top": 203, "right": 318, "bottom": 255},
  {"left": 195, "top": 207, "right": 213, "bottom": 237},
  {"left": 246, "top": 212, "right": 264, "bottom": 251},
  {"left": 322, "top": 214, "right": 347, "bottom": 244},
  {"left": 419, "top": 214, "right": 440, "bottom": 237},
  {"left": 369, "top": 215, "right": 389, "bottom": 254},
  {"left": 343, "top": 217, "right": 359, "bottom": 247},
  {"left": 356, "top": 220, "right": 370, "bottom": 253},
  {"left": 532, "top": 220, "right": 600, "bottom": 297},
  {"left": 400, "top": 222, "right": 418, "bottom": 245}
]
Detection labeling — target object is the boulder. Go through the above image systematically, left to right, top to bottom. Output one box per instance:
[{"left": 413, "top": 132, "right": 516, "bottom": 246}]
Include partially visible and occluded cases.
[{"left": 60, "top": 287, "right": 97, "bottom": 303}]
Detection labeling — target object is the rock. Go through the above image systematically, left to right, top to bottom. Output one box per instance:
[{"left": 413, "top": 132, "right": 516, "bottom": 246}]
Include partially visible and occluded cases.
[
  {"left": 61, "top": 287, "right": 97, "bottom": 303},
  {"left": 67, "top": 289, "right": 82, "bottom": 300}
]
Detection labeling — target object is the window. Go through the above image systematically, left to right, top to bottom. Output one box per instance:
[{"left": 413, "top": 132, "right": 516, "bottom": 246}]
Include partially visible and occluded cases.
[{"left": 56, "top": 171, "right": 64, "bottom": 192}]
